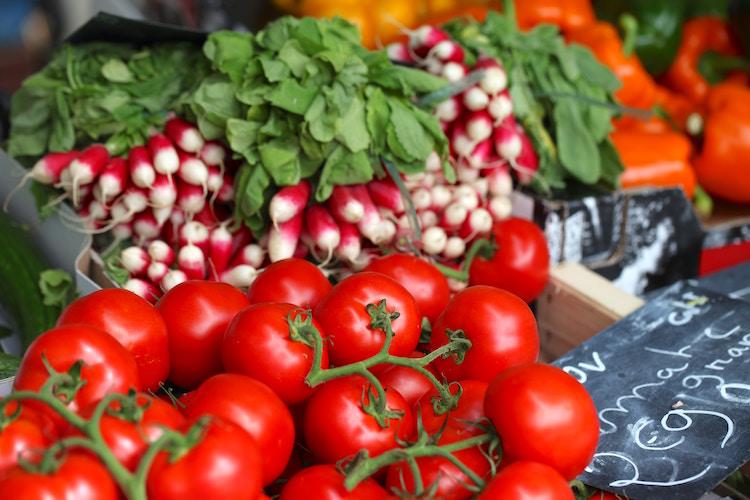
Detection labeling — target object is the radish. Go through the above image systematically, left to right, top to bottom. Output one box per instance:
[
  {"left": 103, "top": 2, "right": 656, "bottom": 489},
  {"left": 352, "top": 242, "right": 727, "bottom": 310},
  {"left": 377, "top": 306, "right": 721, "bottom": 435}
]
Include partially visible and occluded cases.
[
  {"left": 410, "top": 26, "right": 450, "bottom": 56},
  {"left": 430, "top": 40, "right": 464, "bottom": 63},
  {"left": 386, "top": 42, "right": 413, "bottom": 63},
  {"left": 424, "top": 58, "right": 443, "bottom": 76},
  {"left": 441, "top": 62, "right": 467, "bottom": 82},
  {"left": 479, "top": 66, "right": 508, "bottom": 95},
  {"left": 463, "top": 87, "right": 490, "bottom": 111},
  {"left": 488, "top": 92, "right": 513, "bottom": 122},
  {"left": 435, "top": 95, "right": 461, "bottom": 122},
  {"left": 466, "top": 111, "right": 493, "bottom": 142},
  {"left": 165, "top": 117, "right": 204, "bottom": 153},
  {"left": 494, "top": 118, "right": 522, "bottom": 162},
  {"left": 451, "top": 124, "right": 474, "bottom": 159},
  {"left": 515, "top": 127, "right": 540, "bottom": 184},
  {"left": 148, "top": 133, "right": 179, "bottom": 176},
  {"left": 200, "top": 140, "right": 227, "bottom": 166},
  {"left": 465, "top": 140, "right": 493, "bottom": 169},
  {"left": 67, "top": 144, "right": 109, "bottom": 205},
  {"left": 128, "top": 146, "right": 155, "bottom": 189},
  {"left": 4, "top": 151, "right": 79, "bottom": 210},
  {"left": 177, "top": 151, "right": 209, "bottom": 192},
  {"left": 425, "top": 151, "right": 442, "bottom": 172},
  {"left": 97, "top": 157, "right": 128, "bottom": 203},
  {"left": 456, "top": 165, "right": 480, "bottom": 183},
  {"left": 207, "top": 166, "right": 223, "bottom": 193},
  {"left": 488, "top": 167, "right": 513, "bottom": 196},
  {"left": 217, "top": 173, "right": 235, "bottom": 202},
  {"left": 150, "top": 174, "right": 177, "bottom": 209},
  {"left": 473, "top": 177, "right": 490, "bottom": 199},
  {"left": 367, "top": 179, "right": 404, "bottom": 214},
  {"left": 269, "top": 180, "right": 311, "bottom": 226},
  {"left": 177, "top": 182, "right": 206, "bottom": 214},
  {"left": 453, "top": 184, "right": 479, "bottom": 210},
  {"left": 328, "top": 185, "right": 365, "bottom": 223},
  {"left": 431, "top": 185, "right": 452, "bottom": 209},
  {"left": 411, "top": 188, "right": 432, "bottom": 211},
  {"left": 489, "top": 195, "right": 512, "bottom": 220},
  {"left": 441, "top": 202, "right": 468, "bottom": 228},
  {"left": 194, "top": 203, "right": 228, "bottom": 228},
  {"left": 305, "top": 204, "right": 340, "bottom": 258},
  {"left": 153, "top": 206, "right": 172, "bottom": 227},
  {"left": 460, "top": 207, "right": 493, "bottom": 237},
  {"left": 419, "top": 209, "right": 438, "bottom": 228},
  {"left": 133, "top": 211, "right": 161, "bottom": 243},
  {"left": 268, "top": 211, "right": 303, "bottom": 262},
  {"left": 368, "top": 219, "right": 397, "bottom": 246},
  {"left": 179, "top": 220, "right": 210, "bottom": 255},
  {"left": 335, "top": 221, "right": 361, "bottom": 263},
  {"left": 112, "top": 222, "right": 132, "bottom": 241},
  {"left": 208, "top": 224, "right": 233, "bottom": 277},
  {"left": 230, "top": 225, "right": 253, "bottom": 255},
  {"left": 421, "top": 226, "right": 448, "bottom": 255},
  {"left": 443, "top": 236, "right": 466, "bottom": 259},
  {"left": 148, "top": 240, "right": 175, "bottom": 266},
  {"left": 178, "top": 243, "right": 207, "bottom": 280},
  {"left": 231, "top": 244, "right": 265, "bottom": 269},
  {"left": 121, "top": 246, "right": 150, "bottom": 277},
  {"left": 147, "top": 261, "right": 169, "bottom": 284},
  {"left": 220, "top": 265, "right": 257, "bottom": 288},
  {"left": 161, "top": 269, "right": 187, "bottom": 292},
  {"left": 124, "top": 278, "right": 161, "bottom": 304}
]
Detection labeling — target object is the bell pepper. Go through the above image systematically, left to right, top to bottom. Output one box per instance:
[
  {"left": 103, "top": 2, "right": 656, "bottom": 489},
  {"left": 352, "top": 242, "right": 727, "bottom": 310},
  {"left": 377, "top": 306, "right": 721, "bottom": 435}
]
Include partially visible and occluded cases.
[
  {"left": 514, "top": 0, "right": 595, "bottom": 33},
  {"left": 662, "top": 17, "right": 741, "bottom": 104},
  {"left": 566, "top": 22, "right": 657, "bottom": 110},
  {"left": 694, "top": 82, "right": 750, "bottom": 203},
  {"left": 610, "top": 129, "right": 696, "bottom": 198}
]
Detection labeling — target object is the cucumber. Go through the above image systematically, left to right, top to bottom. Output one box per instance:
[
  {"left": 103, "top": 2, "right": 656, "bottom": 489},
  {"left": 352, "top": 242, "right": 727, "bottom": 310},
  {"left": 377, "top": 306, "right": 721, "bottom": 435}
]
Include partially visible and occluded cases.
[{"left": 0, "top": 210, "right": 63, "bottom": 349}]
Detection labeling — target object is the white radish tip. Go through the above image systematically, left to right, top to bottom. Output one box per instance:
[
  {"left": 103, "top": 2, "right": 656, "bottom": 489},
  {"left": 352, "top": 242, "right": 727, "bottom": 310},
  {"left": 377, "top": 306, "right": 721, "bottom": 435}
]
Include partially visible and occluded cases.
[
  {"left": 480, "top": 67, "right": 508, "bottom": 95},
  {"left": 464, "top": 87, "right": 490, "bottom": 111},
  {"left": 181, "top": 130, "right": 205, "bottom": 154},
  {"left": 155, "top": 150, "right": 180, "bottom": 175},
  {"left": 430, "top": 185, "right": 452, "bottom": 208},
  {"left": 489, "top": 196, "right": 513, "bottom": 221},
  {"left": 343, "top": 202, "right": 365, "bottom": 223},
  {"left": 469, "top": 208, "right": 493, "bottom": 233},
  {"left": 419, "top": 210, "right": 438, "bottom": 228},
  {"left": 422, "top": 226, "right": 448, "bottom": 255},
  {"left": 443, "top": 237, "right": 466, "bottom": 259},
  {"left": 221, "top": 265, "right": 257, "bottom": 288},
  {"left": 161, "top": 270, "right": 188, "bottom": 291}
]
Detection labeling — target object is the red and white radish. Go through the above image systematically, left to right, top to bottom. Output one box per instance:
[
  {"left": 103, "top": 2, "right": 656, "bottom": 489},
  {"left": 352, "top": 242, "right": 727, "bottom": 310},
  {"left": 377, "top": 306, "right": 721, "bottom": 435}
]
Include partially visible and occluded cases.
[
  {"left": 410, "top": 26, "right": 450, "bottom": 56},
  {"left": 430, "top": 40, "right": 464, "bottom": 63},
  {"left": 386, "top": 42, "right": 413, "bottom": 64},
  {"left": 441, "top": 62, "right": 467, "bottom": 82},
  {"left": 479, "top": 66, "right": 508, "bottom": 95},
  {"left": 463, "top": 87, "right": 490, "bottom": 111},
  {"left": 488, "top": 92, "right": 513, "bottom": 122},
  {"left": 435, "top": 96, "right": 461, "bottom": 122},
  {"left": 466, "top": 111, "right": 493, "bottom": 143},
  {"left": 165, "top": 117, "right": 204, "bottom": 153},
  {"left": 494, "top": 119, "right": 522, "bottom": 162},
  {"left": 515, "top": 126, "right": 540, "bottom": 183},
  {"left": 148, "top": 134, "right": 179, "bottom": 176},
  {"left": 200, "top": 141, "right": 226, "bottom": 166},
  {"left": 67, "top": 144, "right": 109, "bottom": 205},
  {"left": 128, "top": 146, "right": 155, "bottom": 189},
  {"left": 28, "top": 151, "right": 79, "bottom": 185},
  {"left": 177, "top": 151, "right": 209, "bottom": 192},
  {"left": 97, "top": 157, "right": 128, "bottom": 203},
  {"left": 206, "top": 166, "right": 223, "bottom": 193},
  {"left": 488, "top": 167, "right": 513, "bottom": 196},
  {"left": 217, "top": 173, "right": 234, "bottom": 203},
  {"left": 149, "top": 174, "right": 177, "bottom": 208},
  {"left": 367, "top": 179, "right": 404, "bottom": 214},
  {"left": 269, "top": 180, "right": 311, "bottom": 226},
  {"left": 177, "top": 182, "right": 206, "bottom": 214},
  {"left": 328, "top": 185, "right": 365, "bottom": 223},
  {"left": 431, "top": 185, "right": 452, "bottom": 209},
  {"left": 452, "top": 185, "right": 480, "bottom": 210},
  {"left": 411, "top": 187, "right": 432, "bottom": 211},
  {"left": 489, "top": 195, "right": 512, "bottom": 220},
  {"left": 441, "top": 202, "right": 468, "bottom": 229},
  {"left": 305, "top": 204, "right": 340, "bottom": 258},
  {"left": 459, "top": 207, "right": 493, "bottom": 238},
  {"left": 419, "top": 209, "right": 438, "bottom": 228},
  {"left": 133, "top": 211, "right": 161, "bottom": 244},
  {"left": 268, "top": 211, "right": 303, "bottom": 262},
  {"left": 179, "top": 220, "right": 210, "bottom": 255},
  {"left": 335, "top": 221, "right": 361, "bottom": 263},
  {"left": 208, "top": 224, "right": 233, "bottom": 277},
  {"left": 421, "top": 226, "right": 447, "bottom": 255},
  {"left": 443, "top": 236, "right": 466, "bottom": 259},
  {"left": 147, "top": 240, "right": 175, "bottom": 266},
  {"left": 178, "top": 243, "right": 206, "bottom": 280},
  {"left": 231, "top": 244, "right": 265, "bottom": 269},
  {"left": 121, "top": 246, "right": 150, "bottom": 277},
  {"left": 147, "top": 261, "right": 169, "bottom": 284},
  {"left": 220, "top": 265, "right": 257, "bottom": 288},
  {"left": 161, "top": 269, "right": 187, "bottom": 292},
  {"left": 124, "top": 278, "right": 160, "bottom": 304}
]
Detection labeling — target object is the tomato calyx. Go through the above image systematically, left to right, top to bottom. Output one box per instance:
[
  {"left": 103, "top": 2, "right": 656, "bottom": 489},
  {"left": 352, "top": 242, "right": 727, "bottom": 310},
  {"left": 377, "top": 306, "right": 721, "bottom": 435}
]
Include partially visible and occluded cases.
[
  {"left": 432, "top": 238, "right": 495, "bottom": 283},
  {"left": 367, "top": 299, "right": 401, "bottom": 332},
  {"left": 41, "top": 356, "right": 86, "bottom": 405},
  {"left": 360, "top": 384, "right": 405, "bottom": 428},
  {"left": 157, "top": 417, "right": 210, "bottom": 465}
]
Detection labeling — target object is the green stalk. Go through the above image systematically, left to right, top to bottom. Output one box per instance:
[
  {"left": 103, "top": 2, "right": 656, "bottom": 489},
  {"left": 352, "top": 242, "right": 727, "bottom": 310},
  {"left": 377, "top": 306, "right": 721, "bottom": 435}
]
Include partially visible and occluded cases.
[{"left": 432, "top": 238, "right": 494, "bottom": 282}]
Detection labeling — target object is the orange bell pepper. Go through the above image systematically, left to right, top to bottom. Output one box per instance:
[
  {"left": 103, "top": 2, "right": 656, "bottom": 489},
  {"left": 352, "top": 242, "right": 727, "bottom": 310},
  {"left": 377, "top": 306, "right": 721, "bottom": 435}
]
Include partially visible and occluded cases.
[
  {"left": 514, "top": 0, "right": 595, "bottom": 33},
  {"left": 662, "top": 17, "right": 740, "bottom": 105},
  {"left": 567, "top": 21, "right": 657, "bottom": 110},
  {"left": 694, "top": 83, "right": 750, "bottom": 204},
  {"left": 611, "top": 130, "right": 696, "bottom": 198}
]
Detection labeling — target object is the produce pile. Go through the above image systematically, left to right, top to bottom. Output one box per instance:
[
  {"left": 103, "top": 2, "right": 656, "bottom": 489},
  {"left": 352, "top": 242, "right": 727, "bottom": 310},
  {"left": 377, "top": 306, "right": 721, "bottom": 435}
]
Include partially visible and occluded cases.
[{"left": 0, "top": 255, "right": 601, "bottom": 499}]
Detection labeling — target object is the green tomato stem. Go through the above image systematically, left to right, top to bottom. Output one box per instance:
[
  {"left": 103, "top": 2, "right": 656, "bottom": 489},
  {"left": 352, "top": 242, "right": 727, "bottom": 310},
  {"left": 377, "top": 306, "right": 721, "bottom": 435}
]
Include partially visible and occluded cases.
[{"left": 432, "top": 238, "right": 494, "bottom": 283}]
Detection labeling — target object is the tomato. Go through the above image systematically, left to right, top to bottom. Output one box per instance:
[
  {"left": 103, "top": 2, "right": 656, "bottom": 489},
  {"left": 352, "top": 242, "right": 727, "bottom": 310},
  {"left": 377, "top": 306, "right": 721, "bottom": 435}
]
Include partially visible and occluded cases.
[
  {"left": 469, "top": 218, "right": 550, "bottom": 303},
  {"left": 364, "top": 254, "right": 450, "bottom": 323},
  {"left": 247, "top": 258, "right": 332, "bottom": 309},
  {"left": 314, "top": 272, "right": 421, "bottom": 366},
  {"left": 157, "top": 281, "right": 249, "bottom": 389},
  {"left": 428, "top": 286, "right": 539, "bottom": 382},
  {"left": 57, "top": 288, "right": 169, "bottom": 391},
  {"left": 222, "top": 303, "right": 328, "bottom": 404},
  {"left": 14, "top": 325, "right": 140, "bottom": 428},
  {"left": 377, "top": 351, "right": 437, "bottom": 408},
  {"left": 484, "top": 363, "right": 599, "bottom": 480},
  {"left": 182, "top": 373, "right": 294, "bottom": 485},
  {"left": 303, "top": 376, "right": 414, "bottom": 463},
  {"left": 417, "top": 380, "right": 487, "bottom": 435},
  {"left": 72, "top": 394, "right": 185, "bottom": 471},
  {"left": 0, "top": 405, "right": 56, "bottom": 472},
  {"left": 147, "top": 418, "right": 263, "bottom": 500},
  {"left": 386, "top": 426, "right": 492, "bottom": 500},
  {"left": 0, "top": 453, "right": 118, "bottom": 499},
  {"left": 477, "top": 461, "right": 574, "bottom": 500},
  {"left": 280, "top": 464, "right": 387, "bottom": 500}
]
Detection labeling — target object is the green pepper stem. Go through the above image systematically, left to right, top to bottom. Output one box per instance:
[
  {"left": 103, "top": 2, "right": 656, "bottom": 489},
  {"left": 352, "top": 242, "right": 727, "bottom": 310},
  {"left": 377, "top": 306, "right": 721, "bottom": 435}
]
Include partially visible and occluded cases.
[{"left": 619, "top": 14, "right": 639, "bottom": 57}]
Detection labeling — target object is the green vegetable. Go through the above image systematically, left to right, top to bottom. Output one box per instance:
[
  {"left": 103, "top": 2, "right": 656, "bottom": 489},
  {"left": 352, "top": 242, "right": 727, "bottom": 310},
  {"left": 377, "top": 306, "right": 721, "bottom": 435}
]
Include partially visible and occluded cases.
[
  {"left": 595, "top": 0, "right": 687, "bottom": 77},
  {"left": 446, "top": 12, "right": 624, "bottom": 195},
  {"left": 188, "top": 16, "right": 448, "bottom": 234},
  {"left": 8, "top": 42, "right": 210, "bottom": 158},
  {"left": 0, "top": 211, "right": 74, "bottom": 349},
  {"left": 0, "top": 352, "right": 20, "bottom": 379}
]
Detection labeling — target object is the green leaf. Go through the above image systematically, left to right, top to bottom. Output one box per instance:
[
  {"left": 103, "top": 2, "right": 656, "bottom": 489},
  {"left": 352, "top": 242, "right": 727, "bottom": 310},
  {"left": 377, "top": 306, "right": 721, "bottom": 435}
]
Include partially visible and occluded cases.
[
  {"left": 204, "top": 31, "right": 255, "bottom": 84},
  {"left": 278, "top": 40, "right": 310, "bottom": 78},
  {"left": 568, "top": 44, "right": 621, "bottom": 93},
  {"left": 554, "top": 45, "right": 579, "bottom": 81},
  {"left": 101, "top": 58, "right": 133, "bottom": 83},
  {"left": 261, "top": 58, "right": 290, "bottom": 82},
  {"left": 266, "top": 79, "right": 318, "bottom": 115},
  {"left": 365, "top": 87, "right": 390, "bottom": 151},
  {"left": 49, "top": 89, "right": 75, "bottom": 152},
  {"left": 336, "top": 96, "right": 369, "bottom": 152},
  {"left": 554, "top": 100, "right": 601, "bottom": 184},
  {"left": 389, "top": 101, "right": 433, "bottom": 160},
  {"left": 226, "top": 118, "right": 261, "bottom": 163},
  {"left": 259, "top": 138, "right": 301, "bottom": 185},
  {"left": 597, "top": 138, "right": 624, "bottom": 190},
  {"left": 315, "top": 146, "right": 373, "bottom": 201},
  {"left": 239, "top": 163, "right": 271, "bottom": 218},
  {"left": 30, "top": 181, "right": 59, "bottom": 222},
  {"left": 38, "top": 269, "right": 73, "bottom": 308},
  {"left": 0, "top": 352, "right": 20, "bottom": 379}
]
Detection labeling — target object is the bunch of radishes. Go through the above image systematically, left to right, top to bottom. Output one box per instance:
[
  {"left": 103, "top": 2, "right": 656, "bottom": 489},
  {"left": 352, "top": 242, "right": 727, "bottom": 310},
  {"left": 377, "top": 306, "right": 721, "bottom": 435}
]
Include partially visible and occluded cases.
[
  {"left": 387, "top": 25, "right": 539, "bottom": 185},
  {"left": 24, "top": 116, "right": 264, "bottom": 302}
]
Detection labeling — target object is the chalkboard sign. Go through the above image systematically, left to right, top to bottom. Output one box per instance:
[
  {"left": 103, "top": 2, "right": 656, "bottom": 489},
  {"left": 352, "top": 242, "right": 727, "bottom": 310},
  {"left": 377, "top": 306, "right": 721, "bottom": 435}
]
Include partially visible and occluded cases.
[
  {"left": 699, "top": 261, "right": 750, "bottom": 301},
  {"left": 554, "top": 282, "right": 750, "bottom": 499}
]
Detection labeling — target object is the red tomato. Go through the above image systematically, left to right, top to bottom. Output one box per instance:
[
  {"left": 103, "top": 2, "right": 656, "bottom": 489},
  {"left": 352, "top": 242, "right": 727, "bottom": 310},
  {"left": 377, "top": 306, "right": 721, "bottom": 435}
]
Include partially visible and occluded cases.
[
  {"left": 469, "top": 218, "right": 550, "bottom": 303},
  {"left": 364, "top": 254, "right": 450, "bottom": 323},
  {"left": 247, "top": 258, "right": 332, "bottom": 309},
  {"left": 314, "top": 273, "right": 421, "bottom": 366},
  {"left": 157, "top": 281, "right": 249, "bottom": 389},
  {"left": 429, "top": 286, "right": 539, "bottom": 382},
  {"left": 57, "top": 288, "right": 169, "bottom": 391},
  {"left": 222, "top": 303, "right": 328, "bottom": 404},
  {"left": 14, "top": 325, "right": 140, "bottom": 428},
  {"left": 377, "top": 351, "right": 437, "bottom": 408},
  {"left": 484, "top": 363, "right": 599, "bottom": 480},
  {"left": 182, "top": 373, "right": 294, "bottom": 485},
  {"left": 303, "top": 376, "right": 414, "bottom": 463},
  {"left": 417, "top": 380, "right": 488, "bottom": 435},
  {"left": 74, "top": 394, "right": 185, "bottom": 471},
  {"left": 0, "top": 405, "right": 56, "bottom": 472},
  {"left": 147, "top": 418, "right": 263, "bottom": 500},
  {"left": 386, "top": 426, "right": 491, "bottom": 500},
  {"left": 0, "top": 453, "right": 117, "bottom": 499},
  {"left": 477, "top": 461, "right": 574, "bottom": 500},
  {"left": 280, "top": 464, "right": 387, "bottom": 500}
]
